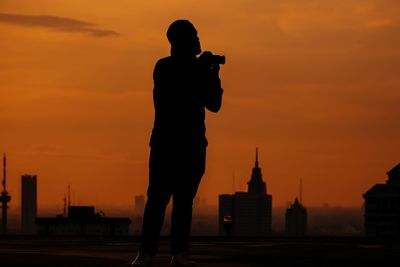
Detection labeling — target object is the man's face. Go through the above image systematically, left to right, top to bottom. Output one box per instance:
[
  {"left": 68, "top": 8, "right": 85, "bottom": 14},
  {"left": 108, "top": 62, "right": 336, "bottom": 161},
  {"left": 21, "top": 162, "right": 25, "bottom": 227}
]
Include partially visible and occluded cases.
[
  {"left": 177, "top": 27, "right": 201, "bottom": 56},
  {"left": 190, "top": 29, "right": 202, "bottom": 55}
]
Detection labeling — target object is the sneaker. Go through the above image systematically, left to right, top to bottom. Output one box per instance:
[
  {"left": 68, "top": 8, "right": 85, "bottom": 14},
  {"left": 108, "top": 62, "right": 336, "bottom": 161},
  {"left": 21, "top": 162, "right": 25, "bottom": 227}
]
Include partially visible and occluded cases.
[
  {"left": 131, "top": 251, "right": 153, "bottom": 267},
  {"left": 171, "top": 252, "right": 198, "bottom": 267}
]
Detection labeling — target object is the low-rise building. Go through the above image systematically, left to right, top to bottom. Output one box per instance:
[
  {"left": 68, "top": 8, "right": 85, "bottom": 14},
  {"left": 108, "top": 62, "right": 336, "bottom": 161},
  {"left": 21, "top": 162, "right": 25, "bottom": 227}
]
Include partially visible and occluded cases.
[
  {"left": 363, "top": 163, "right": 400, "bottom": 238},
  {"left": 285, "top": 198, "right": 307, "bottom": 236},
  {"left": 36, "top": 206, "right": 131, "bottom": 235}
]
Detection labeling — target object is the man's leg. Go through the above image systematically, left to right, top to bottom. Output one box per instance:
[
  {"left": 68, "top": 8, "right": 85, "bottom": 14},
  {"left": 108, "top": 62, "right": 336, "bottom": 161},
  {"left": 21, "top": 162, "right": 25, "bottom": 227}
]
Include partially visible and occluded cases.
[
  {"left": 139, "top": 148, "right": 172, "bottom": 256},
  {"left": 170, "top": 148, "right": 206, "bottom": 255},
  {"left": 139, "top": 186, "right": 171, "bottom": 256},
  {"left": 170, "top": 188, "right": 195, "bottom": 255}
]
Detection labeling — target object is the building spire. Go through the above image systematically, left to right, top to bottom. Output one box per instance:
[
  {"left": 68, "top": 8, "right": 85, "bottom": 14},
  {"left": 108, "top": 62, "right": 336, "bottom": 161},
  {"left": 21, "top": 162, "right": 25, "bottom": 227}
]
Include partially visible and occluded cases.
[
  {"left": 255, "top": 147, "right": 259, "bottom": 168},
  {"left": 248, "top": 148, "right": 266, "bottom": 194},
  {"left": 299, "top": 178, "right": 303, "bottom": 204}
]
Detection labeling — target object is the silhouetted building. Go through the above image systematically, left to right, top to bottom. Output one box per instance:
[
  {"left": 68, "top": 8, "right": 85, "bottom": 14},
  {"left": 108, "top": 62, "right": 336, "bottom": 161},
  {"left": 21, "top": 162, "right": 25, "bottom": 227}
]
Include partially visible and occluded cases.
[
  {"left": 219, "top": 149, "right": 272, "bottom": 236},
  {"left": 363, "top": 163, "right": 400, "bottom": 238},
  {"left": 21, "top": 174, "right": 37, "bottom": 234},
  {"left": 285, "top": 198, "right": 307, "bottom": 236},
  {"left": 35, "top": 206, "right": 131, "bottom": 235}
]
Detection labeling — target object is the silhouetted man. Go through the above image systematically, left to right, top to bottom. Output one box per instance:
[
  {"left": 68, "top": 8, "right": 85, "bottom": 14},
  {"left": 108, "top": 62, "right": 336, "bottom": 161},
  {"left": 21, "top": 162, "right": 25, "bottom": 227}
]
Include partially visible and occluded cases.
[{"left": 131, "top": 20, "right": 223, "bottom": 267}]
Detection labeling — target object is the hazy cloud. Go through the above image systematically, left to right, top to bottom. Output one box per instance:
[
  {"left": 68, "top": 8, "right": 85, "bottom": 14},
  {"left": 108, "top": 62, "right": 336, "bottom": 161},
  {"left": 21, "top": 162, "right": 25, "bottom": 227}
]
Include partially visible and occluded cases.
[
  {"left": 0, "top": 13, "right": 118, "bottom": 37},
  {"left": 21, "top": 144, "right": 145, "bottom": 164}
]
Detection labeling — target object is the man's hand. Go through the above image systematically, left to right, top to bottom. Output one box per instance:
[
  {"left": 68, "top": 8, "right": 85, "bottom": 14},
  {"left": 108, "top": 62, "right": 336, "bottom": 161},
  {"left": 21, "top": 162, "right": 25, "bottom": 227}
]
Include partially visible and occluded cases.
[{"left": 210, "top": 63, "right": 220, "bottom": 78}]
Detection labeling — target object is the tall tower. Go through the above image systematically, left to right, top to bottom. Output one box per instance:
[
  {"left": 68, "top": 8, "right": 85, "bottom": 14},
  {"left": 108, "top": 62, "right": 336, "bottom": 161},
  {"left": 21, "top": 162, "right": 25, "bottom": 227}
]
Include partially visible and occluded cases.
[
  {"left": 219, "top": 148, "right": 272, "bottom": 236},
  {"left": 247, "top": 148, "right": 266, "bottom": 194},
  {"left": 0, "top": 153, "right": 11, "bottom": 235},
  {"left": 21, "top": 174, "right": 37, "bottom": 234}
]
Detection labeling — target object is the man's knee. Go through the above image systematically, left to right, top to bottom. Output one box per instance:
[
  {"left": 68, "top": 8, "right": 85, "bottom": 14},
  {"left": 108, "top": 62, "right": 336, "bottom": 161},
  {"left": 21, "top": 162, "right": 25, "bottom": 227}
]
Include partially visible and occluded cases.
[{"left": 146, "top": 187, "right": 171, "bottom": 210}]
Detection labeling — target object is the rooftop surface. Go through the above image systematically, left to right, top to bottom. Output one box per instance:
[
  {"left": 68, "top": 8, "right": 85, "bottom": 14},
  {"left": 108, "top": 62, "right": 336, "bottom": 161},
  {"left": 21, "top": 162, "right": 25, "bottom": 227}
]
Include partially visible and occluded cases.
[{"left": 0, "top": 236, "right": 399, "bottom": 267}]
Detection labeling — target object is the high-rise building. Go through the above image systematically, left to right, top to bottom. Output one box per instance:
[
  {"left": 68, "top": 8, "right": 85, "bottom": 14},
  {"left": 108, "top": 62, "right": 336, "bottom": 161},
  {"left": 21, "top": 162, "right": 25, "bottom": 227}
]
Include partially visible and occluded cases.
[
  {"left": 219, "top": 148, "right": 272, "bottom": 236},
  {"left": 363, "top": 163, "right": 400, "bottom": 238},
  {"left": 21, "top": 174, "right": 37, "bottom": 234},
  {"left": 285, "top": 198, "right": 307, "bottom": 236}
]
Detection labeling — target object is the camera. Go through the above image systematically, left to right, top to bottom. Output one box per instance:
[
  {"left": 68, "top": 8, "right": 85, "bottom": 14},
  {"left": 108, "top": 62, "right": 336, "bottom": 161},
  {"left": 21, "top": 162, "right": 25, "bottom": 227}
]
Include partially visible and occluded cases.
[{"left": 198, "top": 51, "right": 225, "bottom": 65}]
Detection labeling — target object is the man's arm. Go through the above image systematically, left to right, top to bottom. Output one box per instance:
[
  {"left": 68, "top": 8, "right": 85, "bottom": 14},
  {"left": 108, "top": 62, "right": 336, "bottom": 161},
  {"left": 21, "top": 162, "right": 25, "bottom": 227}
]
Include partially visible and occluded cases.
[
  {"left": 153, "top": 59, "right": 168, "bottom": 113},
  {"left": 204, "top": 64, "right": 223, "bottom": 113}
]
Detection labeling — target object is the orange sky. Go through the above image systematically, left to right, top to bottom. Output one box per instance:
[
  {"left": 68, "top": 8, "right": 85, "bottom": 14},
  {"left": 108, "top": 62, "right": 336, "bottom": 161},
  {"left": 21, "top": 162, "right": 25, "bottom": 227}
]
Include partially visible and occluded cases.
[{"left": 1, "top": 0, "right": 399, "bottom": 211}]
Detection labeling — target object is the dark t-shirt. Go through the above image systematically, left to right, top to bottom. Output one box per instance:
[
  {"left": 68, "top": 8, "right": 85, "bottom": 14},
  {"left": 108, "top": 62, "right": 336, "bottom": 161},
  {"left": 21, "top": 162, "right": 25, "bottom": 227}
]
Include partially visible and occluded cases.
[{"left": 149, "top": 56, "right": 223, "bottom": 149}]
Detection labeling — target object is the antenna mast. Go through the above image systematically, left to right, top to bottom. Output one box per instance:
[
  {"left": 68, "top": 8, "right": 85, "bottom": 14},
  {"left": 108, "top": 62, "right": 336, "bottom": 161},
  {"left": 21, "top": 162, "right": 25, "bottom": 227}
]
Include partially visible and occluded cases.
[
  {"left": 0, "top": 153, "right": 11, "bottom": 234},
  {"left": 2, "top": 153, "right": 5, "bottom": 191},
  {"left": 232, "top": 172, "right": 235, "bottom": 193},
  {"left": 299, "top": 178, "right": 303, "bottom": 204},
  {"left": 67, "top": 184, "right": 71, "bottom": 212},
  {"left": 63, "top": 194, "right": 67, "bottom": 217}
]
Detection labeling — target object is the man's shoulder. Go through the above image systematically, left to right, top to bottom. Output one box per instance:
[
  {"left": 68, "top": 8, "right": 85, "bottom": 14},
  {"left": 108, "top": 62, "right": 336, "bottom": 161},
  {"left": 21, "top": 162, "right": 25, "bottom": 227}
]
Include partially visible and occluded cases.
[
  {"left": 153, "top": 56, "right": 173, "bottom": 79},
  {"left": 154, "top": 56, "right": 177, "bottom": 79},
  {"left": 155, "top": 56, "right": 173, "bottom": 68}
]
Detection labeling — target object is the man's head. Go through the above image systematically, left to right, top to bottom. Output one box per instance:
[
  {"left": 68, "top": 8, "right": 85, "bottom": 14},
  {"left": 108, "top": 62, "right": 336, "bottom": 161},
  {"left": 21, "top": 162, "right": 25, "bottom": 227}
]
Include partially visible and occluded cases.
[{"left": 167, "top": 20, "right": 201, "bottom": 56}]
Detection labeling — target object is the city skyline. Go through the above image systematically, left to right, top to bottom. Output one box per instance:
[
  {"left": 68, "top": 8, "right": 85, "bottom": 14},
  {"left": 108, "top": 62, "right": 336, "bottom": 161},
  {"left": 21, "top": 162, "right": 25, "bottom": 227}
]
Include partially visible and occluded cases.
[
  {"left": 1, "top": 0, "right": 400, "bottom": 208},
  {"left": 2, "top": 149, "right": 382, "bottom": 210}
]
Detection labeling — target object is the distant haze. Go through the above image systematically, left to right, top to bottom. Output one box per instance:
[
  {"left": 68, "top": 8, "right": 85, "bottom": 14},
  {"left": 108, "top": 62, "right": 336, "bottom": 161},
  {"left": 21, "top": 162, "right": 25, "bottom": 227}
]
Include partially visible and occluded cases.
[{"left": 1, "top": 0, "right": 399, "bottom": 208}]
